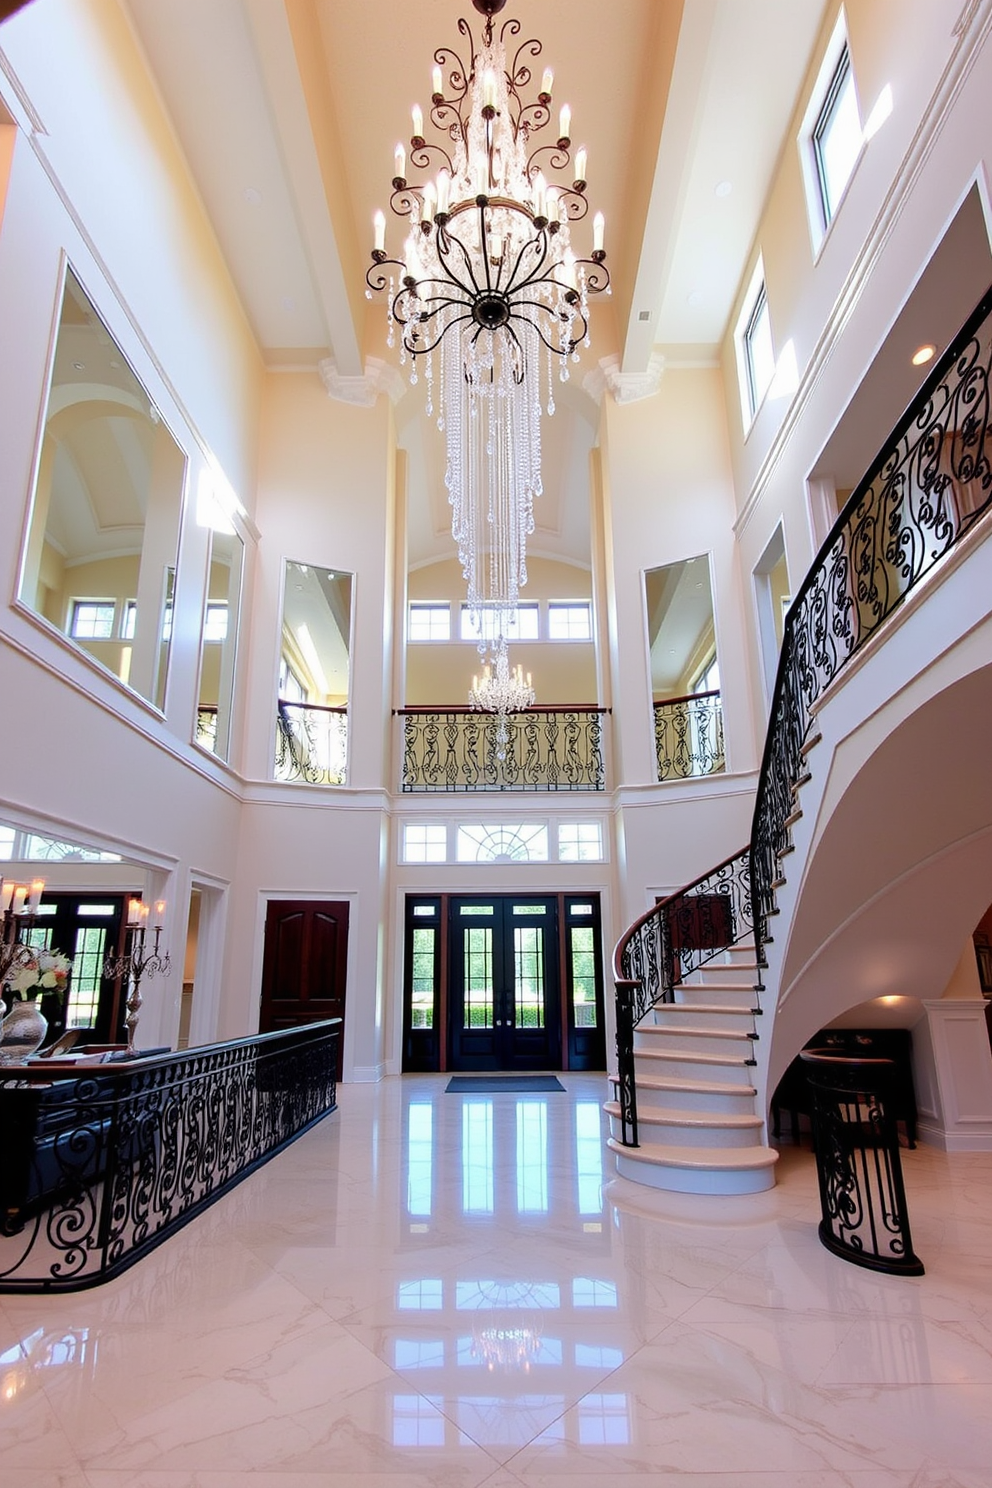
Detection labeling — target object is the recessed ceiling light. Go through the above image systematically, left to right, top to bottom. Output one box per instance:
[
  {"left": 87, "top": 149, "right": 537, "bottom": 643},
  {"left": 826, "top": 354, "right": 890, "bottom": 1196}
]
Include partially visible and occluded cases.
[
  {"left": 715, "top": 180, "right": 732, "bottom": 198},
  {"left": 637, "top": 310, "right": 651, "bottom": 322},
  {"left": 911, "top": 343, "right": 936, "bottom": 366},
  {"left": 72, "top": 361, "right": 85, "bottom": 370}
]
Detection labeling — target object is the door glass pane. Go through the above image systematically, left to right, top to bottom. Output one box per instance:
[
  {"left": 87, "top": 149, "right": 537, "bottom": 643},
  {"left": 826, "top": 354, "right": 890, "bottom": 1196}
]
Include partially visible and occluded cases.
[
  {"left": 460, "top": 905, "right": 493, "bottom": 916},
  {"left": 512, "top": 905, "right": 545, "bottom": 916},
  {"left": 67, "top": 925, "right": 107, "bottom": 1029},
  {"left": 570, "top": 925, "right": 598, "bottom": 1028},
  {"left": 514, "top": 926, "right": 545, "bottom": 1029},
  {"left": 411, "top": 927, "right": 436, "bottom": 1029},
  {"left": 463, "top": 927, "right": 493, "bottom": 1028},
  {"left": 462, "top": 1100, "right": 494, "bottom": 1213},
  {"left": 516, "top": 1100, "right": 548, "bottom": 1213}
]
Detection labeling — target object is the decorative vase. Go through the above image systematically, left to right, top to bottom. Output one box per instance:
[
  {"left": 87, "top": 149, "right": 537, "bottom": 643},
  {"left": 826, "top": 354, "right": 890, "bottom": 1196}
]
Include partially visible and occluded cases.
[{"left": 0, "top": 999, "right": 48, "bottom": 1064}]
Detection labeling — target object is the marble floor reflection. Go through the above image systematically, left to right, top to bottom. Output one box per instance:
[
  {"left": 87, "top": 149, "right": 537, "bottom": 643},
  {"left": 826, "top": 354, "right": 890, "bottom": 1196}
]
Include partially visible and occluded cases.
[{"left": 2, "top": 1072, "right": 992, "bottom": 1487}]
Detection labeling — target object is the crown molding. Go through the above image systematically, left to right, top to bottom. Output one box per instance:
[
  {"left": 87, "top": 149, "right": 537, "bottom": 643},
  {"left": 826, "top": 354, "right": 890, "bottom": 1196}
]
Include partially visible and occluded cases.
[
  {"left": 583, "top": 351, "right": 665, "bottom": 406},
  {"left": 318, "top": 356, "right": 405, "bottom": 407}
]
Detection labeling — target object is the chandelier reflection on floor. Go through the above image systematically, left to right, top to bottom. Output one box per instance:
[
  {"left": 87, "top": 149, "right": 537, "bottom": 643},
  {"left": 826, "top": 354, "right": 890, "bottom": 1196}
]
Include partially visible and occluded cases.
[{"left": 367, "top": 0, "right": 609, "bottom": 716}]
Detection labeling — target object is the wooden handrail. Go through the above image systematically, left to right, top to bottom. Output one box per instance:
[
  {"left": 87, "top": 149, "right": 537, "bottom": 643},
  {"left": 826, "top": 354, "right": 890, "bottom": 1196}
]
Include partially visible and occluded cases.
[{"left": 611, "top": 844, "right": 749, "bottom": 984}]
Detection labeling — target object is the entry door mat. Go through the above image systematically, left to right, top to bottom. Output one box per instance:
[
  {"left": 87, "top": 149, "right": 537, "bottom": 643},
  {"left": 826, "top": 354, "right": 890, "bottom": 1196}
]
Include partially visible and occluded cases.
[{"left": 445, "top": 1075, "right": 565, "bottom": 1093}]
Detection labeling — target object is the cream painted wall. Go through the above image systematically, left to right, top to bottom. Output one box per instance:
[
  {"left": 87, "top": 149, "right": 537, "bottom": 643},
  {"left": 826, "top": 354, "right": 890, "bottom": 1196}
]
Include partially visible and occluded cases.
[
  {"left": 717, "top": 0, "right": 992, "bottom": 753},
  {"left": 405, "top": 555, "right": 597, "bottom": 706}
]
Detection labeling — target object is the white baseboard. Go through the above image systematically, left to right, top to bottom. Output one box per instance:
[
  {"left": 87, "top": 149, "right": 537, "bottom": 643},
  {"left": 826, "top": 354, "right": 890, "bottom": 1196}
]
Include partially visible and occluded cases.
[
  {"left": 347, "top": 1063, "right": 386, "bottom": 1083},
  {"left": 916, "top": 1120, "right": 992, "bottom": 1152}
]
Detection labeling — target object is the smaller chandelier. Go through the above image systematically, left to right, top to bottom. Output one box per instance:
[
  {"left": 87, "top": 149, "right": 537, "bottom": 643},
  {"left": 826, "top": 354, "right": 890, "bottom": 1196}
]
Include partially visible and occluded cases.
[{"left": 469, "top": 650, "right": 534, "bottom": 758}]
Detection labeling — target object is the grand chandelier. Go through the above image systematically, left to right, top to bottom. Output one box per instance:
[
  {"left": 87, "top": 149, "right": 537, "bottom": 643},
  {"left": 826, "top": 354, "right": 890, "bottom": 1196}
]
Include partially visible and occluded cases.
[
  {"left": 367, "top": 0, "right": 609, "bottom": 712},
  {"left": 469, "top": 650, "right": 534, "bottom": 758}
]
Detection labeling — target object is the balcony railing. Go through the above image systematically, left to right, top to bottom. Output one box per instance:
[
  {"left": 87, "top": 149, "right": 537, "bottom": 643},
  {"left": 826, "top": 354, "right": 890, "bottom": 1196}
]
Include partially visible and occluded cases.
[
  {"left": 653, "top": 690, "right": 725, "bottom": 781},
  {"left": 275, "top": 700, "right": 348, "bottom": 786},
  {"left": 195, "top": 705, "right": 218, "bottom": 752},
  {"left": 397, "top": 706, "right": 608, "bottom": 791}
]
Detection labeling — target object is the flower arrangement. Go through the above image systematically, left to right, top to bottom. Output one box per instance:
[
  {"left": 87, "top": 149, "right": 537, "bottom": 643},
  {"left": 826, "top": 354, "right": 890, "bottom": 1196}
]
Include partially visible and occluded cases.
[{"left": 5, "top": 948, "right": 72, "bottom": 1002}]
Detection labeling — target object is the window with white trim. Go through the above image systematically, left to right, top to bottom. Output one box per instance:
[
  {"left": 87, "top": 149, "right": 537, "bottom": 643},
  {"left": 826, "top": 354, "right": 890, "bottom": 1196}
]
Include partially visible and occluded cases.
[
  {"left": 799, "top": 12, "right": 863, "bottom": 251},
  {"left": 743, "top": 281, "right": 774, "bottom": 418},
  {"left": 70, "top": 600, "right": 115, "bottom": 639},
  {"left": 548, "top": 601, "right": 592, "bottom": 641},
  {"left": 408, "top": 602, "right": 451, "bottom": 642},
  {"left": 460, "top": 603, "right": 540, "bottom": 643},
  {"left": 557, "top": 822, "right": 604, "bottom": 862},
  {"left": 402, "top": 823, "right": 448, "bottom": 863},
  {"left": 456, "top": 824, "right": 549, "bottom": 863}
]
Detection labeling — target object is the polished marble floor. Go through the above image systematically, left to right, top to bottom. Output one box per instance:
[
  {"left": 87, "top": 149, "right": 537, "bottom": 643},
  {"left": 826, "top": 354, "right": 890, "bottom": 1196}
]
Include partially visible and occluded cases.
[{"left": 2, "top": 1073, "right": 992, "bottom": 1487}]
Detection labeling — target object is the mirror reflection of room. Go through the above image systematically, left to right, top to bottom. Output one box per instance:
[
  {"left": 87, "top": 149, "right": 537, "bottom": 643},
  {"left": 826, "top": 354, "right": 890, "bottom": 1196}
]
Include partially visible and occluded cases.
[
  {"left": 18, "top": 266, "right": 186, "bottom": 709},
  {"left": 195, "top": 525, "right": 244, "bottom": 761},
  {"left": 644, "top": 555, "right": 724, "bottom": 780},
  {"left": 276, "top": 562, "right": 352, "bottom": 785}
]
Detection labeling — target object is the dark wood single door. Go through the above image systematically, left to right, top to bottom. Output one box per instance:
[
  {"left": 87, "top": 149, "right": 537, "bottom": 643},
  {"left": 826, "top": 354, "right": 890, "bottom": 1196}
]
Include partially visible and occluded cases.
[{"left": 259, "top": 900, "right": 348, "bottom": 1076}]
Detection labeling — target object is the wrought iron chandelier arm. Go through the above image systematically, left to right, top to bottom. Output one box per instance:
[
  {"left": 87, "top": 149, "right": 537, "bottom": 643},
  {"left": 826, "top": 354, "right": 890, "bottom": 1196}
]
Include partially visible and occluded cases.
[
  {"left": 409, "top": 141, "right": 456, "bottom": 177},
  {"left": 436, "top": 219, "right": 487, "bottom": 300},
  {"left": 573, "top": 256, "right": 611, "bottom": 294},
  {"left": 365, "top": 257, "right": 406, "bottom": 293},
  {"left": 511, "top": 302, "right": 586, "bottom": 356},
  {"left": 401, "top": 308, "right": 480, "bottom": 357}
]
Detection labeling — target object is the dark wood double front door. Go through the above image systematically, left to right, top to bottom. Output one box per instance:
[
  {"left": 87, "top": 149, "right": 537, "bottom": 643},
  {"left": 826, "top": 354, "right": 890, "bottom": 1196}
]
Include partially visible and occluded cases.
[
  {"left": 403, "top": 893, "right": 606, "bottom": 1073},
  {"left": 259, "top": 899, "right": 349, "bottom": 1077}
]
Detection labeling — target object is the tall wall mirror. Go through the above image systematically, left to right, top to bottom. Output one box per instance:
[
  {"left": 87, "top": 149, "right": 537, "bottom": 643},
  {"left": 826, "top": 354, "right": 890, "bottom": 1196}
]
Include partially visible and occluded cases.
[
  {"left": 18, "top": 266, "right": 186, "bottom": 709},
  {"left": 195, "top": 525, "right": 244, "bottom": 762},
  {"left": 644, "top": 555, "right": 724, "bottom": 781},
  {"left": 275, "top": 562, "right": 352, "bottom": 785}
]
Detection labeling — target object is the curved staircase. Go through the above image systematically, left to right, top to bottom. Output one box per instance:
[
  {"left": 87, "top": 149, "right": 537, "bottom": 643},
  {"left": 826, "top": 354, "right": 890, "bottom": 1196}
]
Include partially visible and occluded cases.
[
  {"left": 606, "top": 281, "right": 992, "bottom": 1197},
  {"left": 606, "top": 940, "right": 778, "bottom": 1194}
]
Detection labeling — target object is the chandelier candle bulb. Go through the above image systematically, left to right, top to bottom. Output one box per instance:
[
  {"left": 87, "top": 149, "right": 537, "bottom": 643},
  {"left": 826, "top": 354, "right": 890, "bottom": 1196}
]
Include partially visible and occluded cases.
[
  {"left": 432, "top": 65, "right": 443, "bottom": 99},
  {"left": 541, "top": 67, "right": 554, "bottom": 96},
  {"left": 482, "top": 69, "right": 498, "bottom": 111},
  {"left": 411, "top": 103, "right": 424, "bottom": 140},
  {"left": 558, "top": 103, "right": 571, "bottom": 141},
  {"left": 394, "top": 143, "right": 406, "bottom": 181},
  {"left": 574, "top": 146, "right": 587, "bottom": 184},
  {"left": 436, "top": 169, "right": 451, "bottom": 216},
  {"left": 373, "top": 210, "right": 386, "bottom": 253},
  {"left": 593, "top": 211, "right": 605, "bottom": 253},
  {"left": 28, "top": 879, "right": 44, "bottom": 910},
  {"left": 0, "top": 882, "right": 13, "bottom": 913},
  {"left": 12, "top": 886, "right": 27, "bottom": 915},
  {"left": 127, "top": 898, "right": 142, "bottom": 927},
  {"left": 154, "top": 900, "right": 166, "bottom": 928}
]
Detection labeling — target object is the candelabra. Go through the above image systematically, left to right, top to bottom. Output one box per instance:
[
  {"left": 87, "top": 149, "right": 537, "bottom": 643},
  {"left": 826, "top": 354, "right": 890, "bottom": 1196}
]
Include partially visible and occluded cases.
[
  {"left": 0, "top": 876, "right": 46, "bottom": 1014},
  {"left": 104, "top": 899, "right": 171, "bottom": 1054}
]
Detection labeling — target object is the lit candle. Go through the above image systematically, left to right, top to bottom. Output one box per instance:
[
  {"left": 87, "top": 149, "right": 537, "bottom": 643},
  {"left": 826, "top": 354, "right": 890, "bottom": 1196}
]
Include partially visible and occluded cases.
[
  {"left": 433, "top": 65, "right": 443, "bottom": 97},
  {"left": 541, "top": 67, "right": 554, "bottom": 95},
  {"left": 482, "top": 69, "right": 497, "bottom": 110},
  {"left": 411, "top": 103, "right": 423, "bottom": 138},
  {"left": 559, "top": 103, "right": 571, "bottom": 140},
  {"left": 394, "top": 142, "right": 406, "bottom": 179},
  {"left": 574, "top": 146, "right": 587, "bottom": 182},
  {"left": 436, "top": 168, "right": 450, "bottom": 215},
  {"left": 532, "top": 170, "right": 547, "bottom": 220},
  {"left": 423, "top": 180, "right": 436, "bottom": 218},
  {"left": 546, "top": 187, "right": 560, "bottom": 222},
  {"left": 373, "top": 210, "right": 386, "bottom": 252},
  {"left": 593, "top": 211, "right": 605, "bottom": 253},
  {"left": 404, "top": 233, "right": 420, "bottom": 278},
  {"left": 562, "top": 250, "right": 577, "bottom": 290},
  {"left": 526, "top": 672, "right": 532, "bottom": 687},
  {"left": 472, "top": 675, "right": 479, "bottom": 692},
  {"left": 28, "top": 878, "right": 44, "bottom": 910},
  {"left": 0, "top": 880, "right": 11, "bottom": 913},
  {"left": 12, "top": 885, "right": 27, "bottom": 915},
  {"left": 127, "top": 898, "right": 142, "bottom": 927},
  {"left": 154, "top": 900, "right": 166, "bottom": 928},
  {"left": 140, "top": 903, "right": 150, "bottom": 925}
]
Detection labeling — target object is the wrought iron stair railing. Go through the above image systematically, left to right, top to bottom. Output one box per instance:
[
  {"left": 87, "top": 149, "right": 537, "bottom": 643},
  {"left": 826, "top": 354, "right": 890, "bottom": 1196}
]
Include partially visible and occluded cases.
[
  {"left": 613, "top": 281, "right": 992, "bottom": 1149},
  {"left": 653, "top": 690, "right": 725, "bottom": 781},
  {"left": 275, "top": 700, "right": 348, "bottom": 786},
  {"left": 397, "top": 705, "right": 608, "bottom": 792},
  {"left": 613, "top": 848, "right": 755, "bottom": 1146}
]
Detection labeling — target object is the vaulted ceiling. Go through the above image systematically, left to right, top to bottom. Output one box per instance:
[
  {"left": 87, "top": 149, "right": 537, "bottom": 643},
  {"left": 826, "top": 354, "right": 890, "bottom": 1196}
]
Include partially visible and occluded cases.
[{"left": 123, "top": 0, "right": 830, "bottom": 564}]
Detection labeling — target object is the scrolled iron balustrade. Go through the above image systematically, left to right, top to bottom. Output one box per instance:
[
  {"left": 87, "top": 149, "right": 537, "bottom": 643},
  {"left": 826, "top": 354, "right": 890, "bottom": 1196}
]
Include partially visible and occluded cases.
[
  {"left": 751, "top": 283, "right": 992, "bottom": 966},
  {"left": 653, "top": 690, "right": 725, "bottom": 781},
  {"left": 275, "top": 700, "right": 348, "bottom": 786},
  {"left": 195, "top": 705, "right": 218, "bottom": 751},
  {"left": 398, "top": 705, "right": 607, "bottom": 791},
  {"left": 612, "top": 848, "right": 754, "bottom": 1146},
  {"left": 0, "top": 1020, "right": 339, "bottom": 1292},
  {"left": 800, "top": 1051, "right": 924, "bottom": 1275}
]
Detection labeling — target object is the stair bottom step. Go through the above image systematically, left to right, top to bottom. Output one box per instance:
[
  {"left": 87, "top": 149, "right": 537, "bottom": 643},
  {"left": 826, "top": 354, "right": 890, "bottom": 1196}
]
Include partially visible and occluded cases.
[{"left": 608, "top": 1137, "right": 779, "bottom": 1196}]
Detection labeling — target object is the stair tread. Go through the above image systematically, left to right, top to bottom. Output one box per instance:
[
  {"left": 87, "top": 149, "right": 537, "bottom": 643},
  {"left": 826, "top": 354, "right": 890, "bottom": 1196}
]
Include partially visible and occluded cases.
[
  {"left": 679, "top": 980, "right": 759, "bottom": 990},
  {"left": 656, "top": 1003, "right": 758, "bottom": 1016},
  {"left": 639, "top": 1025, "right": 754, "bottom": 1042},
  {"left": 636, "top": 1048, "right": 752, "bottom": 1068},
  {"left": 620, "top": 1073, "right": 757, "bottom": 1097},
  {"left": 604, "top": 1100, "right": 762, "bottom": 1129},
  {"left": 607, "top": 1137, "right": 779, "bottom": 1171}
]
